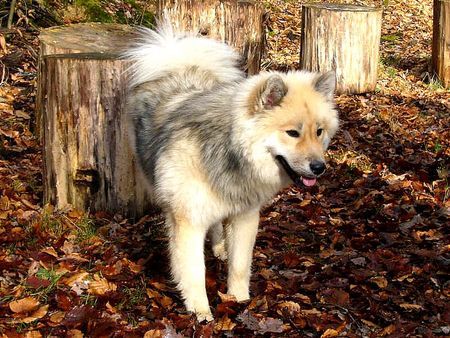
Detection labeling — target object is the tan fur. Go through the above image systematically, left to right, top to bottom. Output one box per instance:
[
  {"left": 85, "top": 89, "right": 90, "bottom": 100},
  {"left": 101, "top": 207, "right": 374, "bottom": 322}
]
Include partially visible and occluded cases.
[{"left": 126, "top": 27, "right": 339, "bottom": 321}]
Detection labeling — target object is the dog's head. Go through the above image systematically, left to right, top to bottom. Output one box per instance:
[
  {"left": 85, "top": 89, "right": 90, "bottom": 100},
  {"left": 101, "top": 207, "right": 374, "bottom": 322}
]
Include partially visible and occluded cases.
[{"left": 246, "top": 71, "right": 339, "bottom": 187}]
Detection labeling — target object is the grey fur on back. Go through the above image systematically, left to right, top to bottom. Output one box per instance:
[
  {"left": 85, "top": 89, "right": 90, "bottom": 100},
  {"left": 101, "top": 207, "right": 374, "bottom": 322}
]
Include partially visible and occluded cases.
[{"left": 128, "top": 65, "right": 271, "bottom": 208}]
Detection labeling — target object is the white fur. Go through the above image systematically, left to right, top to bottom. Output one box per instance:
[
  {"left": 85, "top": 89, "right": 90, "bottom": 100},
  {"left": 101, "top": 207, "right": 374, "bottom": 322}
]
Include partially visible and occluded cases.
[
  {"left": 123, "top": 18, "right": 243, "bottom": 88},
  {"left": 126, "top": 22, "right": 338, "bottom": 322},
  {"left": 225, "top": 209, "right": 260, "bottom": 301}
]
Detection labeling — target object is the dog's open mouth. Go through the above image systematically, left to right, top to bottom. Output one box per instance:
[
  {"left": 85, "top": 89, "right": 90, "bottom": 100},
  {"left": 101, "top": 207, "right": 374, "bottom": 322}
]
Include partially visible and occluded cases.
[{"left": 276, "top": 156, "right": 317, "bottom": 187}]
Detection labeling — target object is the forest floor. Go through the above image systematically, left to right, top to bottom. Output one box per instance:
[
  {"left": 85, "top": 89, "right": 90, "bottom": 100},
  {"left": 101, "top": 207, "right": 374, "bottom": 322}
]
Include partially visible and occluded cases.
[{"left": 0, "top": 0, "right": 449, "bottom": 337}]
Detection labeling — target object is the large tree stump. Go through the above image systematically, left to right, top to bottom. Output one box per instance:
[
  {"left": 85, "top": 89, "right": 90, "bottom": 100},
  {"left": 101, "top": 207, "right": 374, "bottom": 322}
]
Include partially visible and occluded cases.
[
  {"left": 158, "top": 0, "right": 266, "bottom": 75},
  {"left": 433, "top": 0, "right": 450, "bottom": 88},
  {"left": 300, "top": 4, "right": 382, "bottom": 94},
  {"left": 37, "top": 23, "right": 152, "bottom": 218}
]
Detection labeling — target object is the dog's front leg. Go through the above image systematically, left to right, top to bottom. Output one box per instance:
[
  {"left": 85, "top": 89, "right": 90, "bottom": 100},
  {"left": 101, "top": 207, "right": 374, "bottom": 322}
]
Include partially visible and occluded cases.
[
  {"left": 225, "top": 208, "right": 260, "bottom": 301},
  {"left": 166, "top": 212, "right": 212, "bottom": 321},
  {"left": 208, "top": 222, "right": 227, "bottom": 261}
]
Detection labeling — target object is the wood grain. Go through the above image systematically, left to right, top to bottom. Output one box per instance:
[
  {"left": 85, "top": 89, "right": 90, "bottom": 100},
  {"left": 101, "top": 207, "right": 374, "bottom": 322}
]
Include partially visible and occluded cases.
[
  {"left": 158, "top": 0, "right": 266, "bottom": 74},
  {"left": 432, "top": 0, "right": 450, "bottom": 88},
  {"left": 300, "top": 4, "right": 382, "bottom": 94},
  {"left": 38, "top": 24, "right": 152, "bottom": 217}
]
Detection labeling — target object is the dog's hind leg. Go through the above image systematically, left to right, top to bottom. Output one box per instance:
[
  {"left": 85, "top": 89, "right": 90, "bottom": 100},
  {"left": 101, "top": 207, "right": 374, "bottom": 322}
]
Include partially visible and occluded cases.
[
  {"left": 225, "top": 209, "right": 260, "bottom": 301},
  {"left": 166, "top": 211, "right": 213, "bottom": 321},
  {"left": 208, "top": 222, "right": 227, "bottom": 261}
]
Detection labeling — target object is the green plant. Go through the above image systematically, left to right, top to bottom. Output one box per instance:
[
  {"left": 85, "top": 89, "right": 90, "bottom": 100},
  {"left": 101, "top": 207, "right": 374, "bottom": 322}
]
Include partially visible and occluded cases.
[
  {"left": 381, "top": 34, "right": 400, "bottom": 42},
  {"left": 428, "top": 78, "right": 445, "bottom": 91},
  {"left": 433, "top": 141, "right": 442, "bottom": 153},
  {"left": 41, "top": 212, "right": 64, "bottom": 237},
  {"left": 75, "top": 216, "right": 97, "bottom": 243},
  {"left": 27, "top": 267, "right": 65, "bottom": 301},
  {"left": 118, "top": 280, "right": 147, "bottom": 310},
  {"left": 80, "top": 293, "right": 98, "bottom": 306},
  {"left": 0, "top": 294, "right": 15, "bottom": 303},
  {"left": 16, "top": 321, "right": 36, "bottom": 333}
]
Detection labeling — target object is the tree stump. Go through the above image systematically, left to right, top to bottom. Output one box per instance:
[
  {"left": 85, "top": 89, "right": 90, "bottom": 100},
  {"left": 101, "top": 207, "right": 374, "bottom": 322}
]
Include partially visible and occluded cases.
[
  {"left": 158, "top": 0, "right": 266, "bottom": 75},
  {"left": 433, "top": 0, "right": 450, "bottom": 88},
  {"left": 300, "top": 4, "right": 382, "bottom": 94},
  {"left": 37, "top": 23, "right": 152, "bottom": 218}
]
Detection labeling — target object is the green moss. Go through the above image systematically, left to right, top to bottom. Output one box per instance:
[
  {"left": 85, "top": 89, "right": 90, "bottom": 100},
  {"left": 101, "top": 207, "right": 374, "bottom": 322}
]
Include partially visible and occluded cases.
[
  {"left": 74, "top": 0, "right": 113, "bottom": 23},
  {"left": 121, "top": 0, "right": 155, "bottom": 27}
]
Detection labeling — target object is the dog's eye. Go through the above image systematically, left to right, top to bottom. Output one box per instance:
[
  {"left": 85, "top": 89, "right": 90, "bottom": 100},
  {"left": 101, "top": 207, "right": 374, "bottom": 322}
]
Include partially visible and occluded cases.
[
  {"left": 317, "top": 128, "right": 323, "bottom": 136},
  {"left": 286, "top": 130, "right": 300, "bottom": 138}
]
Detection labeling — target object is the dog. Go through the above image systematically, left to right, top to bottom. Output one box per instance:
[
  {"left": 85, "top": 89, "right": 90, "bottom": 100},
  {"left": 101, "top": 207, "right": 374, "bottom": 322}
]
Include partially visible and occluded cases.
[{"left": 124, "top": 21, "right": 339, "bottom": 321}]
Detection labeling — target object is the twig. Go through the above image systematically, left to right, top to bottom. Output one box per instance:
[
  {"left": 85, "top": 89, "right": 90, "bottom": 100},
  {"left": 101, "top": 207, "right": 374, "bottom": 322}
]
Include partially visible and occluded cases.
[{"left": 7, "top": 0, "right": 17, "bottom": 29}]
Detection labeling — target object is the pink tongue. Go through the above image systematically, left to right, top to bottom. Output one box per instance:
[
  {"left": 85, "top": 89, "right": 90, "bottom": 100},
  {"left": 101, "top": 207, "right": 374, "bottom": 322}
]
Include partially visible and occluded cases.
[{"left": 302, "top": 177, "right": 317, "bottom": 187}]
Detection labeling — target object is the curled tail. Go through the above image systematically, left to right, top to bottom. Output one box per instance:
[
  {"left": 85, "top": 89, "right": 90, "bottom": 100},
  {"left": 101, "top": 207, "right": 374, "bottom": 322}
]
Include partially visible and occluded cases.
[{"left": 123, "top": 17, "right": 244, "bottom": 88}]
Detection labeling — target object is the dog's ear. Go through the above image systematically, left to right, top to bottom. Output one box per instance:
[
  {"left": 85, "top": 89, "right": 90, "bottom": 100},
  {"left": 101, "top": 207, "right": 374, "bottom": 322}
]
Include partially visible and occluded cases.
[
  {"left": 314, "top": 71, "right": 336, "bottom": 100},
  {"left": 259, "top": 74, "right": 288, "bottom": 109}
]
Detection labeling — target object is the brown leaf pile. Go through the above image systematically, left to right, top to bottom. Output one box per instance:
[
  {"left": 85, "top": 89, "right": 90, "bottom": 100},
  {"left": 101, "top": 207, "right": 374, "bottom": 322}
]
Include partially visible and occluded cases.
[{"left": 0, "top": 0, "right": 448, "bottom": 337}]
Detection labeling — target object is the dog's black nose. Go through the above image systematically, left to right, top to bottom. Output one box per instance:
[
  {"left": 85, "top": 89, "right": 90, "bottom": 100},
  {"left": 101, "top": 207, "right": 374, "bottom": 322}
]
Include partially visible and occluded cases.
[{"left": 310, "top": 160, "right": 326, "bottom": 176}]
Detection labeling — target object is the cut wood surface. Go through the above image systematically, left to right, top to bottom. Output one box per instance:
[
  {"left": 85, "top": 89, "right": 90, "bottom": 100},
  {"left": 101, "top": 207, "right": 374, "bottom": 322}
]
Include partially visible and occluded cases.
[
  {"left": 158, "top": 0, "right": 266, "bottom": 74},
  {"left": 432, "top": 0, "right": 450, "bottom": 88},
  {"left": 300, "top": 4, "right": 382, "bottom": 94},
  {"left": 39, "top": 22, "right": 135, "bottom": 56},
  {"left": 38, "top": 24, "right": 152, "bottom": 217}
]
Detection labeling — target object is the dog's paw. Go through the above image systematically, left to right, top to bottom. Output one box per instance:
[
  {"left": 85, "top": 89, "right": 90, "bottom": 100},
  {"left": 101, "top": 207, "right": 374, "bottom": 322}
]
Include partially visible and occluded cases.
[
  {"left": 212, "top": 241, "right": 227, "bottom": 261},
  {"left": 227, "top": 288, "right": 250, "bottom": 302},
  {"left": 196, "top": 310, "right": 214, "bottom": 322}
]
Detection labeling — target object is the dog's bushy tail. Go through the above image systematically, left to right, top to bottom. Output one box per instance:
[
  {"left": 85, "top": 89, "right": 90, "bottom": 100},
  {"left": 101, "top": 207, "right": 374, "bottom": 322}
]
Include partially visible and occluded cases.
[{"left": 123, "top": 17, "right": 243, "bottom": 88}]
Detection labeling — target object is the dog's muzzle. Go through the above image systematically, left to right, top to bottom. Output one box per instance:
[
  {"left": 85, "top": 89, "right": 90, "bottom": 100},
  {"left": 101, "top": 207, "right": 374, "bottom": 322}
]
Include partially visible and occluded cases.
[{"left": 276, "top": 156, "right": 324, "bottom": 187}]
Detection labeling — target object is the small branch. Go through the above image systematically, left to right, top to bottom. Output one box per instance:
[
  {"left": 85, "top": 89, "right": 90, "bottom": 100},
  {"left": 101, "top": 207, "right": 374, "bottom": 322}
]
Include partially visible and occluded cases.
[{"left": 7, "top": 0, "right": 18, "bottom": 29}]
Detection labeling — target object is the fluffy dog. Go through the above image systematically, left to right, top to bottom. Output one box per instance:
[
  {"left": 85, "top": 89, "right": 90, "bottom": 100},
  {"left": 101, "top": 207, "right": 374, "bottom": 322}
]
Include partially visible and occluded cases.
[{"left": 124, "top": 22, "right": 339, "bottom": 321}]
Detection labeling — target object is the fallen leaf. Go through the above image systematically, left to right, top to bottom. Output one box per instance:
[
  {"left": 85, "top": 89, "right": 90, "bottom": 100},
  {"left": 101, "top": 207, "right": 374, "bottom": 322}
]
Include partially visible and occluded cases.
[
  {"left": 0, "top": 34, "right": 7, "bottom": 53},
  {"left": 15, "top": 110, "right": 31, "bottom": 119},
  {"left": 0, "top": 195, "right": 10, "bottom": 210},
  {"left": 21, "top": 198, "right": 39, "bottom": 210},
  {"left": 61, "top": 240, "right": 75, "bottom": 255},
  {"left": 41, "top": 247, "right": 58, "bottom": 258},
  {"left": 350, "top": 257, "right": 366, "bottom": 266},
  {"left": 124, "top": 258, "right": 142, "bottom": 273},
  {"left": 63, "top": 271, "right": 89, "bottom": 287},
  {"left": 88, "top": 274, "right": 117, "bottom": 295},
  {"left": 26, "top": 276, "right": 51, "bottom": 289},
  {"left": 370, "top": 276, "right": 388, "bottom": 288},
  {"left": 146, "top": 288, "right": 160, "bottom": 299},
  {"left": 319, "top": 288, "right": 350, "bottom": 306},
  {"left": 218, "top": 291, "right": 237, "bottom": 303},
  {"left": 159, "top": 295, "right": 173, "bottom": 308},
  {"left": 247, "top": 295, "right": 268, "bottom": 312},
  {"left": 9, "top": 297, "right": 40, "bottom": 313},
  {"left": 276, "top": 301, "right": 301, "bottom": 316},
  {"left": 399, "top": 303, "right": 424, "bottom": 311},
  {"left": 20, "top": 305, "right": 49, "bottom": 323},
  {"left": 63, "top": 306, "right": 96, "bottom": 328},
  {"left": 238, "top": 310, "right": 284, "bottom": 334},
  {"left": 49, "top": 311, "right": 65, "bottom": 324},
  {"left": 214, "top": 315, "right": 236, "bottom": 332},
  {"left": 258, "top": 317, "right": 285, "bottom": 334},
  {"left": 379, "top": 324, "right": 396, "bottom": 336},
  {"left": 321, "top": 328, "right": 339, "bottom": 338},
  {"left": 66, "top": 329, "right": 84, "bottom": 338},
  {"left": 144, "top": 330, "right": 162, "bottom": 338},
  {"left": 25, "top": 331, "right": 42, "bottom": 338}
]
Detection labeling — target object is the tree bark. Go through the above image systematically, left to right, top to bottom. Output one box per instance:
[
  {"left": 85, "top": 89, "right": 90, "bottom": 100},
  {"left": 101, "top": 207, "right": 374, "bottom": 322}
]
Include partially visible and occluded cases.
[
  {"left": 158, "top": 0, "right": 266, "bottom": 75},
  {"left": 433, "top": 0, "right": 450, "bottom": 88},
  {"left": 300, "top": 4, "right": 382, "bottom": 94},
  {"left": 38, "top": 23, "right": 152, "bottom": 218}
]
